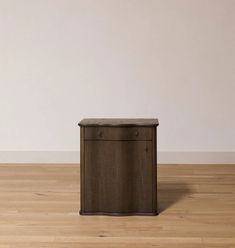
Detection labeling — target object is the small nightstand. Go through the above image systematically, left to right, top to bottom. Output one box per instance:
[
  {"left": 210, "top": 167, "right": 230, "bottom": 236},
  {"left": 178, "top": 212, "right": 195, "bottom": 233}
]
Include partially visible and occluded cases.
[{"left": 78, "top": 118, "right": 159, "bottom": 216}]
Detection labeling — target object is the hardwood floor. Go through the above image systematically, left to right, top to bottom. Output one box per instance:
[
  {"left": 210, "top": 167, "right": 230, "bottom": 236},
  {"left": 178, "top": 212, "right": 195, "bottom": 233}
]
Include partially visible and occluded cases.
[{"left": 0, "top": 164, "right": 234, "bottom": 247}]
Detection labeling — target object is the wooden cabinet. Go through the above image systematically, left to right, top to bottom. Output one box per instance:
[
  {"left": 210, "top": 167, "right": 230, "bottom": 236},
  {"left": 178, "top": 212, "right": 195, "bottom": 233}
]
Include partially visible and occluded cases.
[{"left": 79, "top": 119, "right": 159, "bottom": 216}]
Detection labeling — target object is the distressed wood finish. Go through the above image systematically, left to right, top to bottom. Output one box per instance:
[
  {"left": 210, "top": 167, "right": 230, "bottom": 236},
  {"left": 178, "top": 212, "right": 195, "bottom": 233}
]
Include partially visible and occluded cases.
[
  {"left": 79, "top": 118, "right": 159, "bottom": 216},
  {"left": 79, "top": 118, "right": 159, "bottom": 127},
  {"left": 84, "top": 127, "right": 152, "bottom": 140},
  {"left": 84, "top": 140, "right": 153, "bottom": 214}
]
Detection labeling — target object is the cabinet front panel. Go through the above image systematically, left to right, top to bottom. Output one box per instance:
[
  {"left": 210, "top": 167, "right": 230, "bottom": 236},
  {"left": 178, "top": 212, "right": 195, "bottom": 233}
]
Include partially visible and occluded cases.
[{"left": 83, "top": 140, "right": 154, "bottom": 214}]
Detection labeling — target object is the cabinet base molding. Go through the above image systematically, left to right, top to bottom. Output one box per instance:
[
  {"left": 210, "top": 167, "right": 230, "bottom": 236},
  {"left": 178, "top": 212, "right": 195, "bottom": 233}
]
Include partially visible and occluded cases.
[{"left": 80, "top": 211, "right": 159, "bottom": 216}]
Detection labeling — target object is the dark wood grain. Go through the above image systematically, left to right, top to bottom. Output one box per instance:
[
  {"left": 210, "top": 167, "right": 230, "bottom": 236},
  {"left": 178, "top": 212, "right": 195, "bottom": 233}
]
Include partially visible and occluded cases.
[
  {"left": 79, "top": 118, "right": 159, "bottom": 127},
  {"left": 79, "top": 119, "right": 158, "bottom": 216},
  {"left": 80, "top": 127, "right": 85, "bottom": 212},
  {"left": 84, "top": 127, "right": 152, "bottom": 141},
  {"left": 152, "top": 127, "right": 157, "bottom": 213},
  {"left": 83, "top": 140, "right": 153, "bottom": 214}
]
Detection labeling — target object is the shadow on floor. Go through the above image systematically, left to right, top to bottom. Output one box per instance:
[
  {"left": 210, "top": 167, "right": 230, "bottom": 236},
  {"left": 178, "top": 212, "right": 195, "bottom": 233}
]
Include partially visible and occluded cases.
[{"left": 157, "top": 182, "right": 193, "bottom": 214}]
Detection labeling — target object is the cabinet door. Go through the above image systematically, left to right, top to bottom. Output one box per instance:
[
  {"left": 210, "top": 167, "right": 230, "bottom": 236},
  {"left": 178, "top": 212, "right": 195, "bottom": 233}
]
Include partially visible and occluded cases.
[{"left": 83, "top": 140, "right": 154, "bottom": 214}]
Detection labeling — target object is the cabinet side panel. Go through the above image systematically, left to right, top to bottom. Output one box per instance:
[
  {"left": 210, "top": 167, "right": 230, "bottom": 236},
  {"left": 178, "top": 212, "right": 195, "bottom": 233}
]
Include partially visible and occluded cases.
[
  {"left": 80, "top": 127, "right": 85, "bottom": 213},
  {"left": 152, "top": 127, "right": 157, "bottom": 214}
]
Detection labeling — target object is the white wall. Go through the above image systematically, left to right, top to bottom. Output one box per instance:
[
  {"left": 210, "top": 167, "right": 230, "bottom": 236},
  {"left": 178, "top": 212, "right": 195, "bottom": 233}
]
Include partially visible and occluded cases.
[{"left": 0, "top": 0, "right": 235, "bottom": 163}]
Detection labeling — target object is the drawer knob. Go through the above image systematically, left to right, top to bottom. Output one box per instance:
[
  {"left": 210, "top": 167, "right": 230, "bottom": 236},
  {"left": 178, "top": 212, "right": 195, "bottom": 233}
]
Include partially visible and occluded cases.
[
  {"left": 98, "top": 131, "right": 103, "bottom": 138},
  {"left": 134, "top": 131, "right": 139, "bottom": 137}
]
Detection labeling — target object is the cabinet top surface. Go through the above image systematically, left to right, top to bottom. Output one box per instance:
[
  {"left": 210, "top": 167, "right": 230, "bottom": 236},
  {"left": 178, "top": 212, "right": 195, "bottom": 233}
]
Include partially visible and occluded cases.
[{"left": 79, "top": 118, "right": 159, "bottom": 127}]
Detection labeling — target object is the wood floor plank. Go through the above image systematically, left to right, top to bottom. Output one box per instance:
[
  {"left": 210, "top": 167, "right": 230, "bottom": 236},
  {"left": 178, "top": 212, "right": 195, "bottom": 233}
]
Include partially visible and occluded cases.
[{"left": 0, "top": 164, "right": 234, "bottom": 247}]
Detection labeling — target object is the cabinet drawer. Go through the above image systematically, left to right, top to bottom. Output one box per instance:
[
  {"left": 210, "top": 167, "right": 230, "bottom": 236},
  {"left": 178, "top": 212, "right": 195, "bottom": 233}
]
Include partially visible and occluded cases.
[{"left": 84, "top": 127, "right": 152, "bottom": 140}]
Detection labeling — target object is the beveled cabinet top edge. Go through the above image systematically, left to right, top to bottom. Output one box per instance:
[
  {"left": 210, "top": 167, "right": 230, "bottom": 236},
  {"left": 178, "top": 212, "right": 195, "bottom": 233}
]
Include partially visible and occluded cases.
[{"left": 78, "top": 118, "right": 159, "bottom": 127}]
